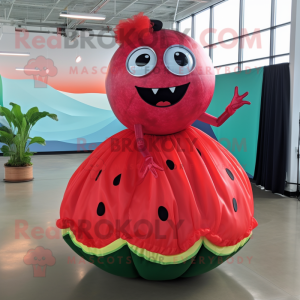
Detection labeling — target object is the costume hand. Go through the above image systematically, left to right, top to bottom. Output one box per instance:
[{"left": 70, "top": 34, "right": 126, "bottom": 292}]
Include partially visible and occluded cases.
[
  {"left": 226, "top": 87, "right": 250, "bottom": 116},
  {"left": 139, "top": 156, "right": 164, "bottom": 179}
]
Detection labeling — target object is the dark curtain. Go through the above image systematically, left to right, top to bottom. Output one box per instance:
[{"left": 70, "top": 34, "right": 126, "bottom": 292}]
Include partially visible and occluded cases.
[{"left": 254, "top": 63, "right": 290, "bottom": 194}]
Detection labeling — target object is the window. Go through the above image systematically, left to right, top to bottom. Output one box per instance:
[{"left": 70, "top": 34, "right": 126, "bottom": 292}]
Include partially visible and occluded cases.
[
  {"left": 178, "top": 0, "right": 292, "bottom": 73},
  {"left": 214, "top": 0, "right": 240, "bottom": 43},
  {"left": 244, "top": 0, "right": 272, "bottom": 33},
  {"left": 276, "top": 0, "right": 292, "bottom": 25},
  {"left": 195, "top": 9, "right": 210, "bottom": 57},
  {"left": 195, "top": 9, "right": 210, "bottom": 46},
  {"left": 179, "top": 17, "right": 192, "bottom": 37},
  {"left": 275, "top": 25, "right": 291, "bottom": 55},
  {"left": 242, "top": 30, "right": 271, "bottom": 61},
  {"left": 213, "top": 41, "right": 239, "bottom": 67},
  {"left": 275, "top": 55, "right": 290, "bottom": 64}
]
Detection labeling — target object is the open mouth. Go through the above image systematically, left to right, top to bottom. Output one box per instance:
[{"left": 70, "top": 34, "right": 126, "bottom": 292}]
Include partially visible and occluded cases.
[{"left": 135, "top": 83, "right": 190, "bottom": 107}]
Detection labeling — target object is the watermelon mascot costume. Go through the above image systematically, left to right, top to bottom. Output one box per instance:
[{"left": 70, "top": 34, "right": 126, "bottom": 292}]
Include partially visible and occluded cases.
[{"left": 57, "top": 13, "right": 257, "bottom": 280}]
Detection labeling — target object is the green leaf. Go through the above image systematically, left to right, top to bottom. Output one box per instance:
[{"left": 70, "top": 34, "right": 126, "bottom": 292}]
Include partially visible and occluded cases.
[
  {"left": 9, "top": 102, "right": 23, "bottom": 126},
  {"left": 0, "top": 107, "right": 14, "bottom": 127},
  {"left": 25, "top": 107, "right": 39, "bottom": 122},
  {"left": 29, "top": 112, "right": 49, "bottom": 126},
  {"left": 29, "top": 112, "right": 58, "bottom": 125},
  {"left": 48, "top": 113, "right": 58, "bottom": 121},
  {"left": 21, "top": 117, "right": 27, "bottom": 136},
  {"left": 0, "top": 125, "right": 12, "bottom": 134},
  {"left": 0, "top": 130, "right": 14, "bottom": 142},
  {"left": 13, "top": 133, "right": 21, "bottom": 145},
  {"left": 0, "top": 137, "right": 7, "bottom": 144},
  {"left": 29, "top": 137, "right": 46, "bottom": 146},
  {"left": 10, "top": 143, "right": 17, "bottom": 151},
  {"left": 0, "top": 145, "right": 14, "bottom": 156},
  {"left": 1, "top": 145, "right": 10, "bottom": 153},
  {"left": 2, "top": 151, "right": 15, "bottom": 156},
  {"left": 24, "top": 152, "right": 34, "bottom": 157}
]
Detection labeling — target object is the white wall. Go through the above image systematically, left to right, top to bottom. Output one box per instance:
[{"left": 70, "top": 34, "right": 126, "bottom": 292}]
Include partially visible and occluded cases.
[{"left": 286, "top": 0, "right": 300, "bottom": 192}]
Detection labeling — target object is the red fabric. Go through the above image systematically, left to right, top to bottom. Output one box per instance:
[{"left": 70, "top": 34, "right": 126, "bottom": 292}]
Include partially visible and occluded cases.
[
  {"left": 113, "top": 12, "right": 153, "bottom": 45},
  {"left": 106, "top": 29, "right": 215, "bottom": 135},
  {"left": 57, "top": 127, "right": 257, "bottom": 255}
]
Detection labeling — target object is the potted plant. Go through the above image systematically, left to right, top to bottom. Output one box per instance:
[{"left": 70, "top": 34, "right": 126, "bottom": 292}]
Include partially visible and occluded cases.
[{"left": 0, "top": 102, "right": 58, "bottom": 182}]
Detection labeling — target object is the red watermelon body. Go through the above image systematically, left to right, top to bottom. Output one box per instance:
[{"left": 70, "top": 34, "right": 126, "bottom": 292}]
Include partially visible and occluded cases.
[{"left": 57, "top": 126, "right": 257, "bottom": 280}]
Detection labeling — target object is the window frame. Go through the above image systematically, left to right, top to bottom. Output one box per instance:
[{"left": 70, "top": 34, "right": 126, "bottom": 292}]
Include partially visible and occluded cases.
[
  {"left": 177, "top": 0, "right": 291, "bottom": 71},
  {"left": 178, "top": 15, "right": 193, "bottom": 37}
]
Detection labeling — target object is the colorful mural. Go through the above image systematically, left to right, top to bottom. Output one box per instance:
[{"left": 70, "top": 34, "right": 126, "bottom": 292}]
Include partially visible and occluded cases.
[
  {"left": 0, "top": 67, "right": 263, "bottom": 177},
  {"left": 0, "top": 75, "right": 3, "bottom": 106},
  {"left": 1, "top": 76, "right": 125, "bottom": 152}
]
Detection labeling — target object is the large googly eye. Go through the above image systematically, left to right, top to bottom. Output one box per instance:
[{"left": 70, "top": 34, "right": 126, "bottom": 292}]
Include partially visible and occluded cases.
[
  {"left": 163, "top": 45, "right": 196, "bottom": 76},
  {"left": 126, "top": 46, "right": 157, "bottom": 77}
]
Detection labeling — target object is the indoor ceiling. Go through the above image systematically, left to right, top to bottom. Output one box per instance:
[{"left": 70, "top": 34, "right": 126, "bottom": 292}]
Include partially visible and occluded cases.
[{"left": 0, "top": 0, "right": 214, "bottom": 30}]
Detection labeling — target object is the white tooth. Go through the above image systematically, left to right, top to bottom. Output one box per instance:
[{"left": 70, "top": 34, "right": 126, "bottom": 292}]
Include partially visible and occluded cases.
[
  {"left": 169, "top": 87, "right": 176, "bottom": 93},
  {"left": 152, "top": 88, "right": 159, "bottom": 94}
]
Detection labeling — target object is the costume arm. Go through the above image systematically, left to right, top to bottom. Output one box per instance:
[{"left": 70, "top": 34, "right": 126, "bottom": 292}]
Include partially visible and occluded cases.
[
  {"left": 198, "top": 87, "right": 250, "bottom": 127},
  {"left": 134, "top": 124, "right": 163, "bottom": 178},
  {"left": 134, "top": 124, "right": 151, "bottom": 158}
]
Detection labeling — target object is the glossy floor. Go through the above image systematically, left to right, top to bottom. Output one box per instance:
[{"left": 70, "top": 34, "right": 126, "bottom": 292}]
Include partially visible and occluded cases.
[{"left": 0, "top": 154, "right": 299, "bottom": 300}]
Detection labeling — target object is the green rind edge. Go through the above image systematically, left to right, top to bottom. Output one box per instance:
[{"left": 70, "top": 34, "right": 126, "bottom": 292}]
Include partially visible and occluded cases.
[{"left": 63, "top": 233, "right": 249, "bottom": 280}]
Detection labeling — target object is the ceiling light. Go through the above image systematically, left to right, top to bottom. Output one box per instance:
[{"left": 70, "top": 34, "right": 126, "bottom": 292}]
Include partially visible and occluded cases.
[
  {"left": 60, "top": 11, "right": 106, "bottom": 20},
  {"left": 0, "top": 51, "right": 30, "bottom": 56},
  {"left": 75, "top": 56, "right": 82, "bottom": 63},
  {"left": 15, "top": 68, "right": 38, "bottom": 71}
]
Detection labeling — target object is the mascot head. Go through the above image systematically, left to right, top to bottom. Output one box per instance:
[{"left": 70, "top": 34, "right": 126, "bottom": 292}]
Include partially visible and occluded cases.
[{"left": 105, "top": 13, "right": 215, "bottom": 135}]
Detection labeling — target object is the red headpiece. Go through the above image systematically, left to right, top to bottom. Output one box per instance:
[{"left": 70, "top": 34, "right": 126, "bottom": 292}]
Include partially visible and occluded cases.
[{"left": 114, "top": 13, "right": 154, "bottom": 45}]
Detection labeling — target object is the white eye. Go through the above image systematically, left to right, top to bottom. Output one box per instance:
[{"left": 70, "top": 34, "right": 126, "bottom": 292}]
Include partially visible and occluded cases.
[
  {"left": 163, "top": 45, "right": 196, "bottom": 76},
  {"left": 126, "top": 46, "right": 157, "bottom": 77}
]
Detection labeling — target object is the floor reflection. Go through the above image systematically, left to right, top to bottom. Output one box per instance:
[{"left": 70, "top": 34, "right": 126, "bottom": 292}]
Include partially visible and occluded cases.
[{"left": 68, "top": 266, "right": 255, "bottom": 300}]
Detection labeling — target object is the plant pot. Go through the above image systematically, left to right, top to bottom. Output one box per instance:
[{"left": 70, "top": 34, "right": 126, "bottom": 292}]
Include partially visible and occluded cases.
[{"left": 4, "top": 165, "right": 34, "bottom": 182}]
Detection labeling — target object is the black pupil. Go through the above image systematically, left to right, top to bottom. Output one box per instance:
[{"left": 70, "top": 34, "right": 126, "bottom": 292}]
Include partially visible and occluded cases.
[
  {"left": 174, "top": 52, "right": 188, "bottom": 66},
  {"left": 136, "top": 54, "right": 150, "bottom": 67}
]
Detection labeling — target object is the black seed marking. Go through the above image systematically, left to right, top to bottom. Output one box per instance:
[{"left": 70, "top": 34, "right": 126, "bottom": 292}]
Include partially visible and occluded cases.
[
  {"left": 197, "top": 148, "right": 201, "bottom": 156},
  {"left": 166, "top": 160, "right": 175, "bottom": 170},
  {"left": 226, "top": 168, "right": 234, "bottom": 180},
  {"left": 95, "top": 170, "right": 102, "bottom": 181},
  {"left": 113, "top": 174, "right": 121, "bottom": 186},
  {"left": 232, "top": 198, "right": 238, "bottom": 212},
  {"left": 97, "top": 202, "right": 105, "bottom": 216},
  {"left": 158, "top": 206, "right": 168, "bottom": 221}
]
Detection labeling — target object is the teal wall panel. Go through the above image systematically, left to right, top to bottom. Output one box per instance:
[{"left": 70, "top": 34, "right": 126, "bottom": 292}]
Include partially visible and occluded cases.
[{"left": 206, "top": 68, "right": 264, "bottom": 176}]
